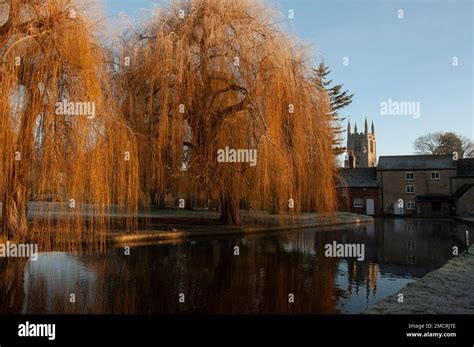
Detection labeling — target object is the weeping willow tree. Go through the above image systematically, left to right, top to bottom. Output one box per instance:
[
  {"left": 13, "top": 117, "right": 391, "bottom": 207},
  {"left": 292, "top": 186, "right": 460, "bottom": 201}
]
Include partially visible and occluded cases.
[
  {"left": 0, "top": 0, "right": 139, "bottom": 247},
  {"left": 119, "top": 0, "right": 338, "bottom": 225}
]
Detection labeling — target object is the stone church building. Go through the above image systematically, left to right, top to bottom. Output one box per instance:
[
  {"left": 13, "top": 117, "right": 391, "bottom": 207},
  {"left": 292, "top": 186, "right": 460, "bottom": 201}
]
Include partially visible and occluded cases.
[{"left": 344, "top": 118, "right": 377, "bottom": 168}]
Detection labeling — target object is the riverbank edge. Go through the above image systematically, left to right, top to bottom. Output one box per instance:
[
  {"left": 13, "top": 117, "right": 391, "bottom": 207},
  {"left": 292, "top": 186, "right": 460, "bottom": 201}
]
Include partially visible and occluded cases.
[
  {"left": 107, "top": 213, "right": 373, "bottom": 245},
  {"left": 453, "top": 216, "right": 474, "bottom": 225},
  {"left": 363, "top": 244, "right": 474, "bottom": 314}
]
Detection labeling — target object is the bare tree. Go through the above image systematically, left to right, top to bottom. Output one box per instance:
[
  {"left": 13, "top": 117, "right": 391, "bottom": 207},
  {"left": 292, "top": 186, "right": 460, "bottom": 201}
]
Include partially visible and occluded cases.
[{"left": 414, "top": 132, "right": 473, "bottom": 158}]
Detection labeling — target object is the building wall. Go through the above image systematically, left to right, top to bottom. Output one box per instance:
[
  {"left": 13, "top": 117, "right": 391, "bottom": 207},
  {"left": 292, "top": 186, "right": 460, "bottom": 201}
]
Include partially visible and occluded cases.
[
  {"left": 378, "top": 169, "right": 456, "bottom": 215},
  {"left": 451, "top": 176, "right": 474, "bottom": 194},
  {"left": 456, "top": 186, "right": 474, "bottom": 216},
  {"left": 339, "top": 187, "right": 380, "bottom": 215},
  {"left": 416, "top": 201, "right": 450, "bottom": 217}
]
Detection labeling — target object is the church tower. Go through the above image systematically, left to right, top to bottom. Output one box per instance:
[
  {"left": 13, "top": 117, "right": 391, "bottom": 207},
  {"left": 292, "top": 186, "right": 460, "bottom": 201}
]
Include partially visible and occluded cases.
[{"left": 344, "top": 117, "right": 377, "bottom": 168}]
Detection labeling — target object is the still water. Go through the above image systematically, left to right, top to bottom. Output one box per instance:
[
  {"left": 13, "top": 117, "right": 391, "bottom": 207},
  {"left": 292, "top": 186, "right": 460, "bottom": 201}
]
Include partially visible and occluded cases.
[{"left": 0, "top": 218, "right": 470, "bottom": 314}]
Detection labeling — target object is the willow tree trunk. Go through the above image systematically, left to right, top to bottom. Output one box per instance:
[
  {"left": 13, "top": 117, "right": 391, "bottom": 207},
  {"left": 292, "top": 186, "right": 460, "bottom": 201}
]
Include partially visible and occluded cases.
[
  {"left": 2, "top": 99, "right": 34, "bottom": 241},
  {"left": 2, "top": 164, "right": 28, "bottom": 240},
  {"left": 150, "top": 188, "right": 158, "bottom": 205},
  {"left": 219, "top": 188, "right": 241, "bottom": 226},
  {"left": 150, "top": 189, "right": 166, "bottom": 208},
  {"left": 0, "top": 257, "right": 27, "bottom": 313}
]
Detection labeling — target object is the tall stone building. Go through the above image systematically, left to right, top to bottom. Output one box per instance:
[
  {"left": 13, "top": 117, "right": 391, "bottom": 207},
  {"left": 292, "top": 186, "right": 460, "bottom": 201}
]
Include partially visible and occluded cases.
[{"left": 345, "top": 117, "right": 377, "bottom": 168}]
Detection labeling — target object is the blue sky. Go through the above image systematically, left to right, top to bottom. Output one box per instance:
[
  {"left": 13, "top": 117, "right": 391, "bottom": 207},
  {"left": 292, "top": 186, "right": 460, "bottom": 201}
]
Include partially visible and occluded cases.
[{"left": 104, "top": 0, "right": 473, "bottom": 159}]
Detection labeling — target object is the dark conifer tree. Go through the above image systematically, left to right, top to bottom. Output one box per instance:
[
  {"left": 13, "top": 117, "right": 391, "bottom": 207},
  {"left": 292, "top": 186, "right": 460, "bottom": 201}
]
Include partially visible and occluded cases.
[{"left": 314, "top": 61, "right": 354, "bottom": 155}]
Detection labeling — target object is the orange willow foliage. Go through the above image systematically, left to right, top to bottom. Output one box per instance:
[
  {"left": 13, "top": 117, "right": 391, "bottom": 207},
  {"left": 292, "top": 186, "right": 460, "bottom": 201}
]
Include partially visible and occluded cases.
[
  {"left": 0, "top": 0, "right": 139, "bottom": 247},
  {"left": 0, "top": 0, "right": 338, "bottom": 246},
  {"left": 119, "top": 0, "right": 338, "bottom": 224}
]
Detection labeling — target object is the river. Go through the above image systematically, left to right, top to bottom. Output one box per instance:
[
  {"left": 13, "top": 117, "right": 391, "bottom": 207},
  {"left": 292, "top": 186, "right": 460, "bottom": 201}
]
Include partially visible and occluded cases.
[{"left": 0, "top": 218, "right": 470, "bottom": 314}]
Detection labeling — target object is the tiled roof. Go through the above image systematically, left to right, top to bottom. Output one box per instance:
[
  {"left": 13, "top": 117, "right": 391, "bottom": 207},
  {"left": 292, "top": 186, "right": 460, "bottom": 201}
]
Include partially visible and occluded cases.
[
  {"left": 377, "top": 155, "right": 456, "bottom": 171},
  {"left": 456, "top": 158, "right": 474, "bottom": 177},
  {"left": 339, "top": 167, "right": 377, "bottom": 188}
]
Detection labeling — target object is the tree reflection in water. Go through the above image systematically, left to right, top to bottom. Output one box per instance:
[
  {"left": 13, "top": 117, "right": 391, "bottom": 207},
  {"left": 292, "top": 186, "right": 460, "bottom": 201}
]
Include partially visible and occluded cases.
[{"left": 0, "top": 219, "right": 469, "bottom": 314}]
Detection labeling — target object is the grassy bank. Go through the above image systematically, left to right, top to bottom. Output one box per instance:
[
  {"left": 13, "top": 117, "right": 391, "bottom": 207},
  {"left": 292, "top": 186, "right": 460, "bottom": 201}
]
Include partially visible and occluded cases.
[
  {"left": 0, "top": 203, "right": 372, "bottom": 246},
  {"left": 107, "top": 211, "right": 373, "bottom": 245},
  {"left": 364, "top": 245, "right": 474, "bottom": 314}
]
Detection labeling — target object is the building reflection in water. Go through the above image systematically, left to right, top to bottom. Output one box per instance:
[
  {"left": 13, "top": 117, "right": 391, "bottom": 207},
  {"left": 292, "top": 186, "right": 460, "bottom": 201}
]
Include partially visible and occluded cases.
[{"left": 0, "top": 218, "right": 469, "bottom": 314}]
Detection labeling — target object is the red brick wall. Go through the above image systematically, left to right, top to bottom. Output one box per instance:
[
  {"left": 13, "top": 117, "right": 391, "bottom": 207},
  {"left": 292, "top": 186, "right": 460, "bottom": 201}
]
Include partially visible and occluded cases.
[{"left": 338, "top": 187, "right": 380, "bottom": 216}]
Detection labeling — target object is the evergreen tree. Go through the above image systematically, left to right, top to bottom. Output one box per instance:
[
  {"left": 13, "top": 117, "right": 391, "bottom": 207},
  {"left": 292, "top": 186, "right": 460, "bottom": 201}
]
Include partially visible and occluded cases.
[{"left": 313, "top": 61, "right": 354, "bottom": 155}]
